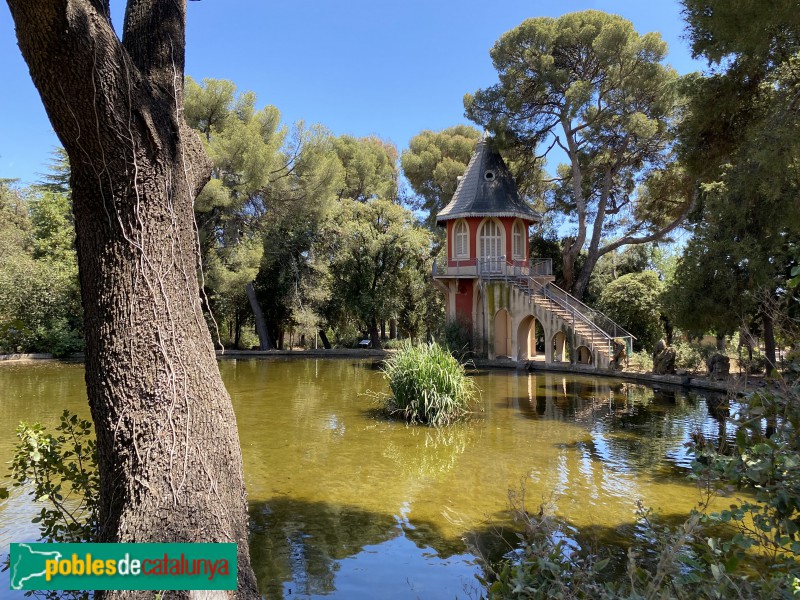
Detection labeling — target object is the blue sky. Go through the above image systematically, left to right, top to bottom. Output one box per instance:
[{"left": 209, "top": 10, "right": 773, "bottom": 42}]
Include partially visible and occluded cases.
[{"left": 0, "top": 0, "right": 704, "bottom": 186}]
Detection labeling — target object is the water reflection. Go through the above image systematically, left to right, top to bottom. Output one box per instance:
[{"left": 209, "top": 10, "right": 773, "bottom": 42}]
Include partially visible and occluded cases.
[
  {"left": 0, "top": 360, "right": 735, "bottom": 599},
  {"left": 248, "top": 498, "right": 480, "bottom": 600}
]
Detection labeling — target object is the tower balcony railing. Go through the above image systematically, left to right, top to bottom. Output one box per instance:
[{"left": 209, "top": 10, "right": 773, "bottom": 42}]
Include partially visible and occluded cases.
[{"left": 432, "top": 256, "right": 553, "bottom": 278}]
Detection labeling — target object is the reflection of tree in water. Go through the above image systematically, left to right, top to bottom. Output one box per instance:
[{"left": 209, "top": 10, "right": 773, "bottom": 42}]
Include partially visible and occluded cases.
[
  {"left": 588, "top": 386, "right": 730, "bottom": 474},
  {"left": 382, "top": 421, "right": 480, "bottom": 480},
  {"left": 248, "top": 498, "right": 476, "bottom": 599},
  {"left": 249, "top": 499, "right": 398, "bottom": 599}
]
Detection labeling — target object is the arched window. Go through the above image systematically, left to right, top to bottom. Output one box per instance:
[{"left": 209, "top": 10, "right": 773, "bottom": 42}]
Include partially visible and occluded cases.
[
  {"left": 479, "top": 219, "right": 503, "bottom": 273},
  {"left": 453, "top": 220, "right": 468, "bottom": 259},
  {"left": 512, "top": 221, "right": 525, "bottom": 259}
]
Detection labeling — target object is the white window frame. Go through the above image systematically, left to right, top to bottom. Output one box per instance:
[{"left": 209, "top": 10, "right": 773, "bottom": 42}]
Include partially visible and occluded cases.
[
  {"left": 479, "top": 219, "right": 504, "bottom": 273},
  {"left": 453, "top": 220, "right": 469, "bottom": 259},
  {"left": 512, "top": 220, "right": 525, "bottom": 260}
]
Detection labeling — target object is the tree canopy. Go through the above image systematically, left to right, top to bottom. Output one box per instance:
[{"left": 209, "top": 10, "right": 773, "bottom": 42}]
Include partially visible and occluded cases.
[
  {"left": 666, "top": 0, "right": 800, "bottom": 369},
  {"left": 465, "top": 10, "right": 693, "bottom": 298},
  {"left": 401, "top": 125, "right": 481, "bottom": 227}
]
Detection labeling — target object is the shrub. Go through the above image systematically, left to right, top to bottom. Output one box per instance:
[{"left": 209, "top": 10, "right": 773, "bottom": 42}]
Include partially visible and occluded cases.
[
  {"left": 597, "top": 271, "right": 664, "bottom": 352},
  {"left": 440, "top": 318, "right": 476, "bottom": 361},
  {"left": 381, "top": 338, "right": 405, "bottom": 350},
  {"left": 673, "top": 339, "right": 705, "bottom": 372},
  {"left": 381, "top": 341, "right": 480, "bottom": 426},
  {"left": 626, "top": 349, "right": 651, "bottom": 372},
  {"left": 0, "top": 410, "right": 98, "bottom": 543},
  {"left": 0, "top": 413, "right": 97, "bottom": 598},
  {"left": 478, "top": 492, "right": 798, "bottom": 600}
]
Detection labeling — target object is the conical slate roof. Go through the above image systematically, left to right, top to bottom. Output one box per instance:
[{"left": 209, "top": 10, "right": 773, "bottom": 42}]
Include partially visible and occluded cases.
[{"left": 436, "top": 138, "right": 540, "bottom": 224}]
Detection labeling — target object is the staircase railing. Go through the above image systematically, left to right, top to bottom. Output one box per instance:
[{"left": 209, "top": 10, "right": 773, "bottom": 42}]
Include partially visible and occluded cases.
[
  {"left": 435, "top": 255, "right": 635, "bottom": 361},
  {"left": 475, "top": 258, "right": 635, "bottom": 359},
  {"left": 526, "top": 279, "right": 636, "bottom": 357},
  {"left": 545, "top": 283, "right": 636, "bottom": 345}
]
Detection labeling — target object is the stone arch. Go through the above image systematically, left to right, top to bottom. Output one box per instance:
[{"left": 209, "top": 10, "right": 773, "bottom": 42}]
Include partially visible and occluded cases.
[
  {"left": 493, "top": 308, "right": 512, "bottom": 358},
  {"left": 517, "top": 315, "right": 545, "bottom": 361},
  {"left": 552, "top": 331, "right": 567, "bottom": 362},
  {"left": 576, "top": 345, "right": 592, "bottom": 365}
]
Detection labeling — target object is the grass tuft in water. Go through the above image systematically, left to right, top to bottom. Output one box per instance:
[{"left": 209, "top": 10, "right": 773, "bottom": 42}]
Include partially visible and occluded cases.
[{"left": 382, "top": 341, "right": 480, "bottom": 426}]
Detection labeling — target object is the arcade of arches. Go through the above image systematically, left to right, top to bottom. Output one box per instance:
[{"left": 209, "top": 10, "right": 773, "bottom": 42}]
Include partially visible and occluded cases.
[{"left": 491, "top": 308, "right": 593, "bottom": 365}]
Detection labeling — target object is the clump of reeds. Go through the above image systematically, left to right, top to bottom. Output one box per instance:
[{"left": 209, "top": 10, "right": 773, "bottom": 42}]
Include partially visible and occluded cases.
[{"left": 382, "top": 341, "right": 480, "bottom": 426}]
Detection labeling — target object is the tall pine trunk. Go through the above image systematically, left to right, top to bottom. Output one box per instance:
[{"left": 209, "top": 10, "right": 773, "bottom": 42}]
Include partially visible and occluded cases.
[
  {"left": 6, "top": 1, "right": 259, "bottom": 597},
  {"left": 246, "top": 282, "right": 274, "bottom": 350}
]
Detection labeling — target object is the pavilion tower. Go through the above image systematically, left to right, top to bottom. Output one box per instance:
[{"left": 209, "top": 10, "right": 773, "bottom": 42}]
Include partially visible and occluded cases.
[{"left": 433, "top": 138, "right": 631, "bottom": 368}]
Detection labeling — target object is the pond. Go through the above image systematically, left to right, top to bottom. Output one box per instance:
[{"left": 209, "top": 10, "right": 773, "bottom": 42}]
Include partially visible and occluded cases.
[{"left": 0, "top": 358, "right": 729, "bottom": 599}]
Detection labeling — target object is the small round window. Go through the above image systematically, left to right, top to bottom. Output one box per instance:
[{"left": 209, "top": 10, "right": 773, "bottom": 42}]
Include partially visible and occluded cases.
[{"left": 484, "top": 170, "right": 496, "bottom": 181}]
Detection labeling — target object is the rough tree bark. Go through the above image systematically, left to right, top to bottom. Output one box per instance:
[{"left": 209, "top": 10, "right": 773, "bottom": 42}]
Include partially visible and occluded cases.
[{"left": 5, "top": 1, "right": 259, "bottom": 597}]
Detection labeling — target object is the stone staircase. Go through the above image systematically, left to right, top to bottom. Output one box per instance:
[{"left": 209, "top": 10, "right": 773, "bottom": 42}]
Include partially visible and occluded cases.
[{"left": 487, "top": 271, "right": 635, "bottom": 367}]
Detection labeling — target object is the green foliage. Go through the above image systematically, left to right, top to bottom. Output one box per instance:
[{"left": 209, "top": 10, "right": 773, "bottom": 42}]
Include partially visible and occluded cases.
[
  {"left": 672, "top": 0, "right": 800, "bottom": 344},
  {"left": 465, "top": 10, "right": 690, "bottom": 296},
  {"left": 184, "top": 77, "right": 445, "bottom": 350},
  {"left": 253, "top": 124, "right": 345, "bottom": 346},
  {"left": 400, "top": 125, "right": 481, "bottom": 227},
  {"left": 333, "top": 135, "right": 398, "bottom": 202},
  {"left": 0, "top": 183, "right": 82, "bottom": 355},
  {"left": 29, "top": 191, "right": 75, "bottom": 262},
  {"left": 323, "top": 199, "right": 432, "bottom": 348},
  {"left": 585, "top": 245, "right": 652, "bottom": 304},
  {"left": 597, "top": 271, "right": 663, "bottom": 351},
  {"left": 440, "top": 318, "right": 478, "bottom": 362},
  {"left": 672, "top": 339, "right": 705, "bottom": 372},
  {"left": 381, "top": 342, "right": 480, "bottom": 426},
  {"left": 0, "top": 410, "right": 98, "bottom": 543}
]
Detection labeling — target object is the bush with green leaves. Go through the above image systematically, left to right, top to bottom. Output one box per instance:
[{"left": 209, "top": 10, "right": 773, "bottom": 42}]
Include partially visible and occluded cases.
[
  {"left": 597, "top": 271, "right": 664, "bottom": 352},
  {"left": 440, "top": 317, "right": 479, "bottom": 362},
  {"left": 673, "top": 339, "right": 705, "bottom": 372},
  {"left": 381, "top": 341, "right": 480, "bottom": 426},
  {"left": 0, "top": 410, "right": 98, "bottom": 543},
  {"left": 479, "top": 493, "right": 798, "bottom": 599}
]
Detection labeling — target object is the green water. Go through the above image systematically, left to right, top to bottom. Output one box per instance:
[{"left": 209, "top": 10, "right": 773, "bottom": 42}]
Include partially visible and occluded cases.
[{"left": 0, "top": 358, "right": 728, "bottom": 599}]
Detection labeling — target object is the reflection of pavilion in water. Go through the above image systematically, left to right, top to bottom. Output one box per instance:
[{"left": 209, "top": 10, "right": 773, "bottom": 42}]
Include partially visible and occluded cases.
[
  {"left": 240, "top": 363, "right": 731, "bottom": 600},
  {"left": 496, "top": 373, "right": 730, "bottom": 474}
]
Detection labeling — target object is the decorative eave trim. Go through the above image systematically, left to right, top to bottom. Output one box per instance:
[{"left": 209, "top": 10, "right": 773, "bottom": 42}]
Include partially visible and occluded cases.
[{"left": 436, "top": 211, "right": 542, "bottom": 224}]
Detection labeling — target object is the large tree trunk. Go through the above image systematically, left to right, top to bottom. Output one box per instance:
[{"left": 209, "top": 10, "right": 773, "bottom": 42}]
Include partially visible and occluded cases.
[
  {"left": 6, "top": 1, "right": 259, "bottom": 597},
  {"left": 572, "top": 253, "right": 598, "bottom": 300},
  {"left": 246, "top": 282, "right": 274, "bottom": 350},
  {"left": 369, "top": 318, "right": 382, "bottom": 350},
  {"left": 318, "top": 329, "right": 332, "bottom": 350}
]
